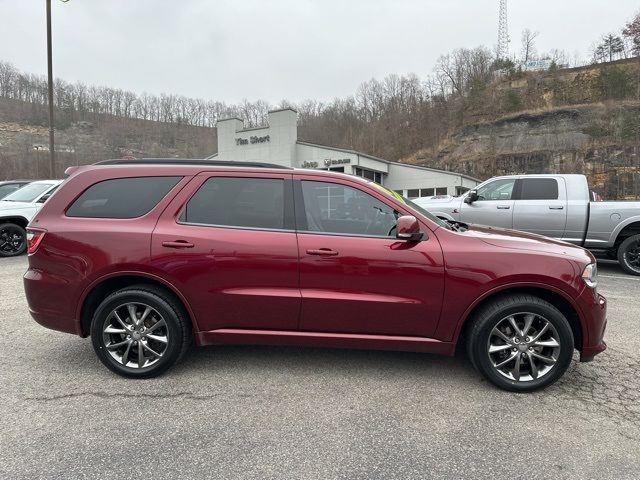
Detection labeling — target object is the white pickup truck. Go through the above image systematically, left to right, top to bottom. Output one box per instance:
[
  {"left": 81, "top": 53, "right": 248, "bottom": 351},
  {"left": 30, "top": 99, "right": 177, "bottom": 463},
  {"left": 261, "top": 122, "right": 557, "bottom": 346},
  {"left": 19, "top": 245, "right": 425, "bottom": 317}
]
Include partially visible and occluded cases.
[
  {"left": 414, "top": 174, "right": 640, "bottom": 275},
  {"left": 0, "top": 180, "right": 62, "bottom": 257}
]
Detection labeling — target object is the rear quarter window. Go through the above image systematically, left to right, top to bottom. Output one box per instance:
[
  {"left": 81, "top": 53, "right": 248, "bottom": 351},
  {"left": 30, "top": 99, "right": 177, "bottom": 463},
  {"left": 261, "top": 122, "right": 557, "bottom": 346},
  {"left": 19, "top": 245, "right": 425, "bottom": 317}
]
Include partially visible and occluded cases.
[{"left": 66, "top": 176, "right": 181, "bottom": 218}]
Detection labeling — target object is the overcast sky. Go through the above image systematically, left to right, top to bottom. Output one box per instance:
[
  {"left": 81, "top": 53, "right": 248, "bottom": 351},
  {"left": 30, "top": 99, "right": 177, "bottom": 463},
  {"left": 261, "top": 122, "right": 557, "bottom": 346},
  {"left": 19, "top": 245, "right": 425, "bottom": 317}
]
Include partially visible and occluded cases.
[{"left": 0, "top": 0, "right": 637, "bottom": 104}]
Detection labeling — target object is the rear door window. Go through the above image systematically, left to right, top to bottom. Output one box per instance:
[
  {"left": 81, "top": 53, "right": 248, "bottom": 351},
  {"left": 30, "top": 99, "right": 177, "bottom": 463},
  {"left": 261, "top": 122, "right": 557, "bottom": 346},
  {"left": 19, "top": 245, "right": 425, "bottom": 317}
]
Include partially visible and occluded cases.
[
  {"left": 66, "top": 176, "right": 181, "bottom": 218},
  {"left": 181, "top": 177, "right": 286, "bottom": 230},
  {"left": 519, "top": 178, "right": 559, "bottom": 200}
]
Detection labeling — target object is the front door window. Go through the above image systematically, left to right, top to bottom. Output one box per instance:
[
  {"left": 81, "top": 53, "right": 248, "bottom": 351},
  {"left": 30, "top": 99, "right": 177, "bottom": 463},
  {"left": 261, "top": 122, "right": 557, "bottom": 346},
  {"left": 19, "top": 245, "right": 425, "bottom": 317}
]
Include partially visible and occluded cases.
[{"left": 300, "top": 181, "right": 397, "bottom": 237}]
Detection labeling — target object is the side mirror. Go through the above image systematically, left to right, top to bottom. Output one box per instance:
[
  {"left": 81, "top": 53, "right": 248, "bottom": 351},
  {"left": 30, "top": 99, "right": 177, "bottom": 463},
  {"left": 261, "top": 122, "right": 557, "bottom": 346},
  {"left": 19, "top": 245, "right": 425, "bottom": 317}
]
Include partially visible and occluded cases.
[
  {"left": 464, "top": 190, "right": 479, "bottom": 204},
  {"left": 396, "top": 215, "right": 424, "bottom": 242}
]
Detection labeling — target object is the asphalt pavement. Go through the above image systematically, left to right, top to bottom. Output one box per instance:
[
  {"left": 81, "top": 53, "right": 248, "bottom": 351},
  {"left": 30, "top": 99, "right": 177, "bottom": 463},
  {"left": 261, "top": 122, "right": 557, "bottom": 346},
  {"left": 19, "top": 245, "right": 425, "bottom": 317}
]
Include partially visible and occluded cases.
[{"left": 0, "top": 256, "right": 638, "bottom": 480}]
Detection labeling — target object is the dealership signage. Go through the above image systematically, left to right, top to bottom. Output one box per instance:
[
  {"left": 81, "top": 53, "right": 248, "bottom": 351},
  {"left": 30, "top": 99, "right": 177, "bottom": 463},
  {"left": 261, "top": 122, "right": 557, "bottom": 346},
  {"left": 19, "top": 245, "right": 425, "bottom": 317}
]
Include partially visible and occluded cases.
[
  {"left": 235, "top": 135, "right": 270, "bottom": 146},
  {"left": 302, "top": 158, "right": 351, "bottom": 169},
  {"left": 324, "top": 158, "right": 350, "bottom": 167}
]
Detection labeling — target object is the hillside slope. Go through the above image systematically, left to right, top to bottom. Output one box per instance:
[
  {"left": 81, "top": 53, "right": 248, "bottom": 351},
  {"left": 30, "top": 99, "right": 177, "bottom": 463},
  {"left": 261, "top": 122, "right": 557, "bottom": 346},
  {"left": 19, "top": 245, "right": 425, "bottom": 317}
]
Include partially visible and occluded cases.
[
  {"left": 405, "top": 59, "right": 640, "bottom": 199},
  {"left": 0, "top": 97, "right": 216, "bottom": 179}
]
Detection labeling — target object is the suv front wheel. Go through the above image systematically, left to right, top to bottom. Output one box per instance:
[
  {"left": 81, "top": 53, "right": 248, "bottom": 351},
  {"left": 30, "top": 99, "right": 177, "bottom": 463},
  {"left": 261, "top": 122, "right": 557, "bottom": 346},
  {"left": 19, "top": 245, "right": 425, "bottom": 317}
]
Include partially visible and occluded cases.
[
  {"left": 90, "top": 285, "right": 191, "bottom": 378},
  {"left": 466, "top": 294, "right": 574, "bottom": 392}
]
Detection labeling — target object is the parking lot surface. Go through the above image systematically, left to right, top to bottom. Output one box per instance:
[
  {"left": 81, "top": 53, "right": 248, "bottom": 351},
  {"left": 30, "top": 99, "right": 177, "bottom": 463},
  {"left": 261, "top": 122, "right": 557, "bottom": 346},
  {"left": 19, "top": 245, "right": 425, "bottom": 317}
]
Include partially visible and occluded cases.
[{"left": 1, "top": 255, "right": 639, "bottom": 480}]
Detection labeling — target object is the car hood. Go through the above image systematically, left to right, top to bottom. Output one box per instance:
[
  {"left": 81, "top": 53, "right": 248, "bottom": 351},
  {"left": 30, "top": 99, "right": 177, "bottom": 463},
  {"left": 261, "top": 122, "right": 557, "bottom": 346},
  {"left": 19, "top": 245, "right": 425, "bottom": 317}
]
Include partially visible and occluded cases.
[
  {"left": 414, "top": 196, "right": 461, "bottom": 208},
  {"left": 0, "top": 200, "right": 33, "bottom": 212},
  {"left": 465, "top": 224, "right": 592, "bottom": 262}
]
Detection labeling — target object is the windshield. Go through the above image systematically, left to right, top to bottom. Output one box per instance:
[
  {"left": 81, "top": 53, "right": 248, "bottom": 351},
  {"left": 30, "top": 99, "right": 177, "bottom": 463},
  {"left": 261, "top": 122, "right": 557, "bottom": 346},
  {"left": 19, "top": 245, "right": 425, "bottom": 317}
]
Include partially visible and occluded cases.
[
  {"left": 2, "top": 183, "right": 54, "bottom": 203},
  {"left": 370, "top": 183, "right": 451, "bottom": 229}
]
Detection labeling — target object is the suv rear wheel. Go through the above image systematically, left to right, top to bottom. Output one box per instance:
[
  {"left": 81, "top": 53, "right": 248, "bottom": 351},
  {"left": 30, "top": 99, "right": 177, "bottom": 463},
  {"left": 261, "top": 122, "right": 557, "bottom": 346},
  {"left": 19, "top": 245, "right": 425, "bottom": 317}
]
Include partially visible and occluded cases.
[
  {"left": 0, "top": 223, "right": 26, "bottom": 257},
  {"left": 90, "top": 285, "right": 191, "bottom": 378},
  {"left": 466, "top": 294, "right": 574, "bottom": 392}
]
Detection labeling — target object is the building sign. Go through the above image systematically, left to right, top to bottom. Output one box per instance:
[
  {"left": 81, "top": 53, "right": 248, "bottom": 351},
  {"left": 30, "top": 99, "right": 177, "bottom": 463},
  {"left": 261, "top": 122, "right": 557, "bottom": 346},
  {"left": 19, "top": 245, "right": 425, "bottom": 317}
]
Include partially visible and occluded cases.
[
  {"left": 235, "top": 135, "right": 270, "bottom": 146},
  {"left": 301, "top": 158, "right": 351, "bottom": 169},
  {"left": 324, "top": 158, "right": 350, "bottom": 167}
]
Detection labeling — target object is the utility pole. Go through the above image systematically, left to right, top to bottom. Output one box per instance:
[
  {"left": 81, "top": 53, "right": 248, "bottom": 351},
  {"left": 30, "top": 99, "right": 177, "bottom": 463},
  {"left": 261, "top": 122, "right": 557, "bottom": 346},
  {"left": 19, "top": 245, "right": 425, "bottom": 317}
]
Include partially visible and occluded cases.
[{"left": 46, "top": 0, "right": 55, "bottom": 178}]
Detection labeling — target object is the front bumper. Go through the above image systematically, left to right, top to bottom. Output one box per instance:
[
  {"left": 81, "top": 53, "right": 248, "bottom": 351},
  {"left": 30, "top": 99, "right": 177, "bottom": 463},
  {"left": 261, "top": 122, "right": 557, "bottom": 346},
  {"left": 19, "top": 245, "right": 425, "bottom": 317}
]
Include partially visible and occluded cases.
[{"left": 578, "top": 291, "right": 607, "bottom": 362}]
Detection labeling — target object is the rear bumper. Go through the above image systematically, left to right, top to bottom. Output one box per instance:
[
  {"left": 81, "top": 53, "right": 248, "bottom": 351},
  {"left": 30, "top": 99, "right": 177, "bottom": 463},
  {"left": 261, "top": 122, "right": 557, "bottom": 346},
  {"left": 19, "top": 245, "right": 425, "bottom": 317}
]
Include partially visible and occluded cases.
[
  {"left": 24, "top": 268, "right": 79, "bottom": 336},
  {"left": 577, "top": 291, "right": 607, "bottom": 362}
]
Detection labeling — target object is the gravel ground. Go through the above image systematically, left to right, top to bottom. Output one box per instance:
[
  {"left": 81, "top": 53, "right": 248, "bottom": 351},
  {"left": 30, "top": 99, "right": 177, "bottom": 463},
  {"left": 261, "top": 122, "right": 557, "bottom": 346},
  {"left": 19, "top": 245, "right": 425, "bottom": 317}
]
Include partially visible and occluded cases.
[{"left": 0, "top": 255, "right": 638, "bottom": 480}]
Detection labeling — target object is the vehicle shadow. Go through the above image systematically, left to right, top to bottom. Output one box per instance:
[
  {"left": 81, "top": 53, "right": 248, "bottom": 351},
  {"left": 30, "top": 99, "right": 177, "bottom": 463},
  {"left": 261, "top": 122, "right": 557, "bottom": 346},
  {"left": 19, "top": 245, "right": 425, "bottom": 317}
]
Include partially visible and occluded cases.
[{"left": 594, "top": 256, "right": 633, "bottom": 276}]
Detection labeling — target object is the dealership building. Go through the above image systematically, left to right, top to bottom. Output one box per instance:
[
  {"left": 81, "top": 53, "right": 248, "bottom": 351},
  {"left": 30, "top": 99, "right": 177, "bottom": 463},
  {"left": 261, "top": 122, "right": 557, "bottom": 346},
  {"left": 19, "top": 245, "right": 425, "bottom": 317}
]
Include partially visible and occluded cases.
[{"left": 208, "top": 108, "right": 480, "bottom": 198}]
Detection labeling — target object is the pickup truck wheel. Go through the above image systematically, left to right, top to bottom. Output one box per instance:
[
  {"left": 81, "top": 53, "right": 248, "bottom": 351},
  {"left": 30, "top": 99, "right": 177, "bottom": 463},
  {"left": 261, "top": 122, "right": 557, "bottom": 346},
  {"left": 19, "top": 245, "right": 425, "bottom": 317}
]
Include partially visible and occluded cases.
[
  {"left": 0, "top": 223, "right": 27, "bottom": 257},
  {"left": 617, "top": 234, "right": 640, "bottom": 276},
  {"left": 90, "top": 285, "right": 191, "bottom": 378},
  {"left": 466, "top": 294, "right": 574, "bottom": 392}
]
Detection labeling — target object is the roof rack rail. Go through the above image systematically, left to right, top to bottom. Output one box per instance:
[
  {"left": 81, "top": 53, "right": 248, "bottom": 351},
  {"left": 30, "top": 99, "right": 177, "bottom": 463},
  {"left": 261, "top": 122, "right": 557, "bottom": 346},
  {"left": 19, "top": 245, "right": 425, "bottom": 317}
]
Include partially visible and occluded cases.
[{"left": 93, "top": 158, "right": 292, "bottom": 169}]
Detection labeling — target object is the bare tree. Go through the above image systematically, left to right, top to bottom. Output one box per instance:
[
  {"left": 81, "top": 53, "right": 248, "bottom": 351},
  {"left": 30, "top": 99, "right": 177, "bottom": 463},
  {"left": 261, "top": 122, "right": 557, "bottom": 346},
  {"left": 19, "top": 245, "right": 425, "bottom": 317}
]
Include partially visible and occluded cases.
[
  {"left": 623, "top": 11, "right": 640, "bottom": 56},
  {"left": 520, "top": 29, "right": 539, "bottom": 64}
]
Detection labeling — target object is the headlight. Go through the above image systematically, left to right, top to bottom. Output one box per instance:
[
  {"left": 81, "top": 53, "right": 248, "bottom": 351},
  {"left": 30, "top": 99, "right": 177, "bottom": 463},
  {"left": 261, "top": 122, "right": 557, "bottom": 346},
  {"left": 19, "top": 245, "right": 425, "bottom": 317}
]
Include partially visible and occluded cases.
[{"left": 582, "top": 263, "right": 598, "bottom": 288}]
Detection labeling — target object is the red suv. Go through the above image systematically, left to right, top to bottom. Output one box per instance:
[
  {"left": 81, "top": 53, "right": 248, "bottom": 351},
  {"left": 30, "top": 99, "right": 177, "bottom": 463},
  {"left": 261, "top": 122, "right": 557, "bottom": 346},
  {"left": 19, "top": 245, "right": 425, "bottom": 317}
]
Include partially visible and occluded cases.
[{"left": 24, "top": 160, "right": 607, "bottom": 391}]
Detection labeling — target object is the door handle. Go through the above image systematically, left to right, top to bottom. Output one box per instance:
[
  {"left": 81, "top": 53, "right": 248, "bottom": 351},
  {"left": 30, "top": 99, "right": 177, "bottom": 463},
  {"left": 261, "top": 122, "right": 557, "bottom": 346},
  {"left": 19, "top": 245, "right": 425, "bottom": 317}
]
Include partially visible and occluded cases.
[
  {"left": 496, "top": 205, "right": 511, "bottom": 209},
  {"left": 549, "top": 206, "right": 564, "bottom": 210},
  {"left": 162, "top": 240, "right": 194, "bottom": 249},
  {"left": 306, "top": 248, "right": 339, "bottom": 256}
]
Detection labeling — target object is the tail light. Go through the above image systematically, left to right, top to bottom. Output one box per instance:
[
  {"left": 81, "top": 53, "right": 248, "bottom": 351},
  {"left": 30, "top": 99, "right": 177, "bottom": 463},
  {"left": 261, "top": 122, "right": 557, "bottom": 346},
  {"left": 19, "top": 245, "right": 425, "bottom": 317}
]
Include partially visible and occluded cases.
[{"left": 26, "top": 228, "right": 46, "bottom": 254}]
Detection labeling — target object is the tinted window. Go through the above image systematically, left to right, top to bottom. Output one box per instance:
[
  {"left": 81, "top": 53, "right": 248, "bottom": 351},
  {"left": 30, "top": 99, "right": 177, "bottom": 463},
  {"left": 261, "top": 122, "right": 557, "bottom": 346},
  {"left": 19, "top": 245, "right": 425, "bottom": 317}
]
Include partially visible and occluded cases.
[
  {"left": 67, "top": 177, "right": 181, "bottom": 218},
  {"left": 183, "top": 177, "right": 285, "bottom": 230},
  {"left": 476, "top": 178, "right": 515, "bottom": 201},
  {"left": 519, "top": 178, "right": 559, "bottom": 200},
  {"left": 301, "top": 181, "right": 397, "bottom": 236},
  {"left": 3, "top": 183, "right": 55, "bottom": 203},
  {"left": 436, "top": 187, "right": 448, "bottom": 195},
  {"left": 420, "top": 188, "right": 434, "bottom": 197},
  {"left": 407, "top": 189, "right": 420, "bottom": 199}
]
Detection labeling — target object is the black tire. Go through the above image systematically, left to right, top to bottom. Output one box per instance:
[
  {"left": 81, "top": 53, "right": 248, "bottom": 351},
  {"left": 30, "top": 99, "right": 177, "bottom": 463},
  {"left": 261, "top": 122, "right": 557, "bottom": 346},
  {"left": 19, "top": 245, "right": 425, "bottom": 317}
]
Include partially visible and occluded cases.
[
  {"left": 0, "top": 223, "right": 27, "bottom": 257},
  {"left": 617, "top": 234, "right": 640, "bottom": 276},
  {"left": 90, "top": 285, "right": 191, "bottom": 378},
  {"left": 466, "top": 294, "right": 574, "bottom": 392}
]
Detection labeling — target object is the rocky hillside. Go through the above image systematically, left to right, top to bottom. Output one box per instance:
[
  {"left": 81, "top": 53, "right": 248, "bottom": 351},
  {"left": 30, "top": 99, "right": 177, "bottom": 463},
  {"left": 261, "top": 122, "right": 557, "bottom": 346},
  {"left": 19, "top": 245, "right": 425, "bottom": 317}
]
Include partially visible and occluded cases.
[{"left": 405, "top": 59, "right": 640, "bottom": 199}]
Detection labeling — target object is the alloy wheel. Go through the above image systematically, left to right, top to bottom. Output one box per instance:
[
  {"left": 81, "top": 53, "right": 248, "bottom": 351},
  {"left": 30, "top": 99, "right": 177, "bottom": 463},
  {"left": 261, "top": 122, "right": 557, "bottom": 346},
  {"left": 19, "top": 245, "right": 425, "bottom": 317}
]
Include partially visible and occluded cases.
[
  {"left": 0, "top": 226, "right": 25, "bottom": 255},
  {"left": 623, "top": 240, "right": 640, "bottom": 273},
  {"left": 102, "top": 302, "right": 169, "bottom": 369},
  {"left": 487, "top": 312, "right": 561, "bottom": 382}
]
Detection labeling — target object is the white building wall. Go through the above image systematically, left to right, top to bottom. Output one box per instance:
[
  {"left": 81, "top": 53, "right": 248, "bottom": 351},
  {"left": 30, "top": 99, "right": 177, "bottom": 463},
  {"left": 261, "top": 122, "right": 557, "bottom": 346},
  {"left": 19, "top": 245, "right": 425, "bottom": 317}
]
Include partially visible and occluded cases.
[
  {"left": 214, "top": 108, "right": 480, "bottom": 195},
  {"left": 216, "top": 109, "right": 297, "bottom": 167},
  {"left": 385, "top": 163, "right": 477, "bottom": 196}
]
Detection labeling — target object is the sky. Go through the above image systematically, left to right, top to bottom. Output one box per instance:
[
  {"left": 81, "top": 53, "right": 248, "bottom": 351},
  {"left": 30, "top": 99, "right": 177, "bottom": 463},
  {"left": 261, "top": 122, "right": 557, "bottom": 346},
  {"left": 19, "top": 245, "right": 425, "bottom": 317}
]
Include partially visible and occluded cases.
[{"left": 0, "top": 0, "right": 637, "bottom": 104}]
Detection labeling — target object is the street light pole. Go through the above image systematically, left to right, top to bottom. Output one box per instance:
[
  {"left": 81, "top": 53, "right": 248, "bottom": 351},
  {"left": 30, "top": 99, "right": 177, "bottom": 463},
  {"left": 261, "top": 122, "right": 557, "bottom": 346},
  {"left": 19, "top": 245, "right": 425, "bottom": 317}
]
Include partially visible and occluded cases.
[{"left": 46, "top": 0, "right": 55, "bottom": 178}]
